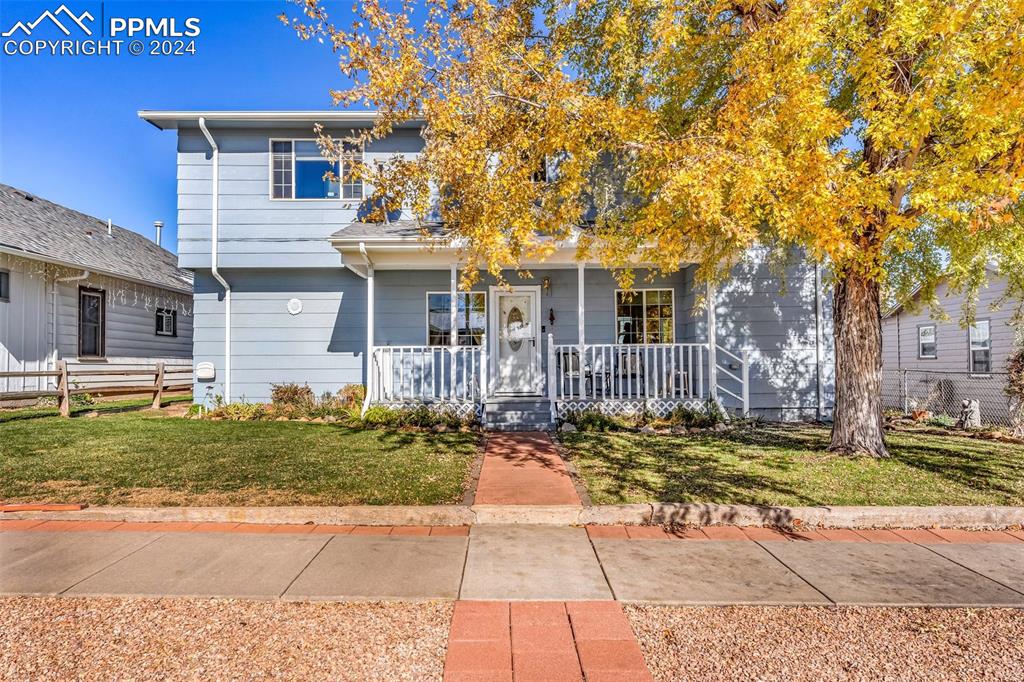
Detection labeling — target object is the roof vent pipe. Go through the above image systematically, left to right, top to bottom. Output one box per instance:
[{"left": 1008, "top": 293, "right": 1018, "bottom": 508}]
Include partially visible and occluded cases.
[
  {"left": 107, "top": 219, "right": 112, "bottom": 236},
  {"left": 154, "top": 220, "right": 163, "bottom": 247}
]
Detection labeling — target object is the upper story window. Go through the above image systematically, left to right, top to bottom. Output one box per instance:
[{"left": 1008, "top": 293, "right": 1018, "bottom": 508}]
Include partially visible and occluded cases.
[
  {"left": 270, "top": 139, "right": 362, "bottom": 200},
  {"left": 0, "top": 270, "right": 9, "bottom": 302},
  {"left": 78, "top": 287, "right": 105, "bottom": 358},
  {"left": 615, "top": 289, "right": 674, "bottom": 344},
  {"left": 427, "top": 292, "right": 486, "bottom": 346},
  {"left": 155, "top": 308, "right": 177, "bottom": 337},
  {"left": 968, "top": 320, "right": 991, "bottom": 374},
  {"left": 918, "top": 324, "right": 936, "bottom": 359}
]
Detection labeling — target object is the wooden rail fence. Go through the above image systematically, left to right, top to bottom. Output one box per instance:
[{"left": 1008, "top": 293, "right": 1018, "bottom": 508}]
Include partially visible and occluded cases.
[{"left": 0, "top": 362, "right": 193, "bottom": 416}]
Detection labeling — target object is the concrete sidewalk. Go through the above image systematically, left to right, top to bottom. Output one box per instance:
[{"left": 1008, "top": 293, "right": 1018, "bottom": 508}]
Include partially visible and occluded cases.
[{"left": 3, "top": 524, "right": 1024, "bottom": 607}]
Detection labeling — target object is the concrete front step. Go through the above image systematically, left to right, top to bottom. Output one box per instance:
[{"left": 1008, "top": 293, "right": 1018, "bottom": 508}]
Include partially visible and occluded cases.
[{"left": 483, "top": 397, "right": 554, "bottom": 430}]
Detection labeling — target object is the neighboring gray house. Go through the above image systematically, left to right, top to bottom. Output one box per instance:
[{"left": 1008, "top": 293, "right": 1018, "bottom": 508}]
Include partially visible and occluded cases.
[
  {"left": 142, "top": 110, "right": 834, "bottom": 428},
  {"left": 0, "top": 184, "right": 193, "bottom": 395},
  {"left": 881, "top": 272, "right": 1016, "bottom": 422}
]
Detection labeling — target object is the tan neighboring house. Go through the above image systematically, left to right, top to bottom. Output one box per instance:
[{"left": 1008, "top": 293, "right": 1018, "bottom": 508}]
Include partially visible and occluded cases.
[{"left": 881, "top": 272, "right": 1017, "bottom": 423}]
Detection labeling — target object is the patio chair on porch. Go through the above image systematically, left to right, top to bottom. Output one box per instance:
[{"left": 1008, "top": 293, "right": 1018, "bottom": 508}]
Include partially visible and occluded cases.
[
  {"left": 560, "top": 349, "right": 600, "bottom": 397},
  {"left": 614, "top": 349, "right": 645, "bottom": 397}
]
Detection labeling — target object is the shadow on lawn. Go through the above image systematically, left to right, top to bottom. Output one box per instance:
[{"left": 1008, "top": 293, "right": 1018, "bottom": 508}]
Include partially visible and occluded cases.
[
  {"left": 717, "top": 424, "right": 1024, "bottom": 501},
  {"left": 571, "top": 429, "right": 816, "bottom": 508}
]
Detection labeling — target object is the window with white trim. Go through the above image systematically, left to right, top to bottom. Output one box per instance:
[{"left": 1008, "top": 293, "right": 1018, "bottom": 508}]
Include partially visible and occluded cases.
[
  {"left": 270, "top": 139, "right": 362, "bottom": 200},
  {"left": 0, "top": 270, "right": 9, "bottom": 302},
  {"left": 78, "top": 287, "right": 105, "bottom": 358},
  {"left": 615, "top": 289, "right": 674, "bottom": 344},
  {"left": 427, "top": 292, "right": 486, "bottom": 346},
  {"left": 155, "top": 308, "right": 177, "bottom": 337},
  {"left": 969, "top": 320, "right": 991, "bottom": 374},
  {"left": 918, "top": 324, "right": 936, "bottom": 359}
]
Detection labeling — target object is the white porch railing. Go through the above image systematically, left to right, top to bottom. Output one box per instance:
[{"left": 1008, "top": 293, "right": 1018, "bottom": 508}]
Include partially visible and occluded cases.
[
  {"left": 548, "top": 336, "right": 749, "bottom": 419},
  {"left": 367, "top": 342, "right": 487, "bottom": 406}
]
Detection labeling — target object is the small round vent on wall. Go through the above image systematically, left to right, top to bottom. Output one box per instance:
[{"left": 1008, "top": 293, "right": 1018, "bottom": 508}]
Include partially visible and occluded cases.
[{"left": 287, "top": 298, "right": 303, "bottom": 315}]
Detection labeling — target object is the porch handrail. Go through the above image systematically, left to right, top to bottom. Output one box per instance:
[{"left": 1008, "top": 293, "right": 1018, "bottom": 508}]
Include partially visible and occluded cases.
[
  {"left": 367, "top": 341, "right": 485, "bottom": 407},
  {"left": 549, "top": 341, "right": 749, "bottom": 417},
  {"left": 550, "top": 342, "right": 710, "bottom": 403}
]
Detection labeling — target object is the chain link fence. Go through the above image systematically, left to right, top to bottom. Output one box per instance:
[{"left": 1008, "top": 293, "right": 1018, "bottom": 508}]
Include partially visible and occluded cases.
[{"left": 881, "top": 370, "right": 1011, "bottom": 425}]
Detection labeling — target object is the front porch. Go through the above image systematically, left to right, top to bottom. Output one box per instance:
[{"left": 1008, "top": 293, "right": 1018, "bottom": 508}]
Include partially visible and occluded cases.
[
  {"left": 340, "top": 241, "right": 749, "bottom": 428},
  {"left": 368, "top": 338, "right": 749, "bottom": 429}
]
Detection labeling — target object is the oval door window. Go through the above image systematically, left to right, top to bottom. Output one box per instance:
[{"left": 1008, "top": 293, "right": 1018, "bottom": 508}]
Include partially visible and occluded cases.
[{"left": 506, "top": 306, "right": 525, "bottom": 351}]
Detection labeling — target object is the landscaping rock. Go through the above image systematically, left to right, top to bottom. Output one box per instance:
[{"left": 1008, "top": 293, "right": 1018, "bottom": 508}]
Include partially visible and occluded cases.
[
  {"left": 324, "top": 415, "right": 337, "bottom": 423},
  {"left": 275, "top": 416, "right": 289, "bottom": 422},
  {"left": 297, "top": 417, "right": 310, "bottom": 422},
  {"left": 310, "top": 417, "right": 325, "bottom": 424},
  {"left": 559, "top": 422, "right": 577, "bottom": 433},
  {"left": 712, "top": 422, "right": 729, "bottom": 432},
  {"left": 432, "top": 424, "right": 448, "bottom": 433},
  {"left": 640, "top": 425, "right": 657, "bottom": 434},
  {"left": 671, "top": 426, "right": 689, "bottom": 435}
]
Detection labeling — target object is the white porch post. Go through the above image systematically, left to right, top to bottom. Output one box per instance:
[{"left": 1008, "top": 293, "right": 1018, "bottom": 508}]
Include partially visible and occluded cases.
[
  {"left": 577, "top": 261, "right": 586, "bottom": 398},
  {"left": 362, "top": 263, "right": 375, "bottom": 414},
  {"left": 449, "top": 263, "right": 458, "bottom": 348},
  {"left": 707, "top": 281, "right": 718, "bottom": 402}
]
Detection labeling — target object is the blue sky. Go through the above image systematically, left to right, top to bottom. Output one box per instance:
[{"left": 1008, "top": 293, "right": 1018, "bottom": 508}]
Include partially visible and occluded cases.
[{"left": 0, "top": 0, "right": 355, "bottom": 252}]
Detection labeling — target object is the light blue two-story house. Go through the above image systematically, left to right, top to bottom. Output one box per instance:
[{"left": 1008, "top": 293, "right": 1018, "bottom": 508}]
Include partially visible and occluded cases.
[{"left": 142, "top": 110, "right": 835, "bottom": 429}]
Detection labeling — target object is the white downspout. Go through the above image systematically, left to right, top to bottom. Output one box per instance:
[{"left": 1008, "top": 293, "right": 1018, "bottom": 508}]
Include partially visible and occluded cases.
[
  {"left": 199, "top": 117, "right": 230, "bottom": 402},
  {"left": 360, "top": 242, "right": 375, "bottom": 415},
  {"left": 51, "top": 268, "right": 90, "bottom": 385}
]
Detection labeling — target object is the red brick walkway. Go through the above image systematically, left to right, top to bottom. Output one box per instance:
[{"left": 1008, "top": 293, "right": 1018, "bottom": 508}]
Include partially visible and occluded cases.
[
  {"left": 474, "top": 433, "right": 581, "bottom": 506},
  {"left": 443, "top": 601, "right": 652, "bottom": 682}
]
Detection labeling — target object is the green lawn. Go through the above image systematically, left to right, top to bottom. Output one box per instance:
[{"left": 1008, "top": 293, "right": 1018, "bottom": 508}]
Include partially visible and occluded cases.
[
  {"left": 0, "top": 412, "right": 479, "bottom": 506},
  {"left": 561, "top": 424, "right": 1024, "bottom": 506}
]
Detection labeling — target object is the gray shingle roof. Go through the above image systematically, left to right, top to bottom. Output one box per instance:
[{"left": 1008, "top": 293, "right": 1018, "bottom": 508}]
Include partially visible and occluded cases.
[
  {"left": 0, "top": 184, "right": 192, "bottom": 293},
  {"left": 331, "top": 219, "right": 445, "bottom": 240}
]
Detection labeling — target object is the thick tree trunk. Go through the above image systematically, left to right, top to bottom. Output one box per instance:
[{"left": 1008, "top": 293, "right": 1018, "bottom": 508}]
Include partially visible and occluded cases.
[{"left": 829, "top": 270, "right": 889, "bottom": 457}]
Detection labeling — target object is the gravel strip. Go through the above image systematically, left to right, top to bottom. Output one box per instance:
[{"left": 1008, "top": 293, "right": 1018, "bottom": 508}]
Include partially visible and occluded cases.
[
  {"left": 1, "top": 596, "right": 452, "bottom": 681},
  {"left": 626, "top": 605, "right": 1024, "bottom": 681}
]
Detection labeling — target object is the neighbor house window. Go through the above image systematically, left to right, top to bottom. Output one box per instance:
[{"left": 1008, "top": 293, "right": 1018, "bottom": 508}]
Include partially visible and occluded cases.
[
  {"left": 270, "top": 139, "right": 362, "bottom": 200},
  {"left": 0, "top": 270, "right": 9, "bottom": 302},
  {"left": 78, "top": 287, "right": 105, "bottom": 358},
  {"left": 615, "top": 289, "right": 674, "bottom": 344},
  {"left": 427, "top": 292, "right": 486, "bottom": 346},
  {"left": 155, "top": 308, "right": 177, "bottom": 337},
  {"left": 969, "top": 320, "right": 991, "bottom": 374},
  {"left": 918, "top": 324, "right": 936, "bottom": 359}
]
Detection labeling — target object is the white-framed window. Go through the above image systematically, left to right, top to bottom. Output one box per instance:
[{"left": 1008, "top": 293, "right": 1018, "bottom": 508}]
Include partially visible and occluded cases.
[
  {"left": 269, "top": 139, "right": 362, "bottom": 200},
  {"left": 0, "top": 270, "right": 9, "bottom": 302},
  {"left": 78, "top": 287, "right": 105, "bottom": 358},
  {"left": 615, "top": 289, "right": 675, "bottom": 344},
  {"left": 426, "top": 292, "right": 487, "bottom": 346},
  {"left": 155, "top": 308, "right": 177, "bottom": 337},
  {"left": 968, "top": 319, "right": 991, "bottom": 374},
  {"left": 918, "top": 324, "right": 937, "bottom": 359}
]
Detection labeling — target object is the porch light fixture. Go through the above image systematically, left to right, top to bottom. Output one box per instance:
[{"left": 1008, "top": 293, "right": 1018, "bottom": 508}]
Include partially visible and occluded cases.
[{"left": 542, "top": 276, "right": 551, "bottom": 294}]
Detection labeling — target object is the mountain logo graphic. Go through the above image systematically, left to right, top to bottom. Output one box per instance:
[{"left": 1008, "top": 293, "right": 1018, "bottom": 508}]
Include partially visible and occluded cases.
[{"left": 2, "top": 4, "right": 94, "bottom": 37}]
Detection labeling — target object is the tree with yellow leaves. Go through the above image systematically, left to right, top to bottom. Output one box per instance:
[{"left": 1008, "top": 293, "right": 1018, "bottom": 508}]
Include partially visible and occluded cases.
[{"left": 286, "top": 0, "right": 1024, "bottom": 456}]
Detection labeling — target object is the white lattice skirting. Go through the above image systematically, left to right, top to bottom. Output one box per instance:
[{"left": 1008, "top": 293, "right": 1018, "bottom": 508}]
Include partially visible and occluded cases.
[
  {"left": 556, "top": 398, "right": 707, "bottom": 419},
  {"left": 371, "top": 401, "right": 481, "bottom": 419}
]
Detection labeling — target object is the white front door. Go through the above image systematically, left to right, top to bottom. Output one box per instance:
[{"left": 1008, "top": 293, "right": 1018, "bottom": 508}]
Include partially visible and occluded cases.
[{"left": 491, "top": 287, "right": 541, "bottom": 394}]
